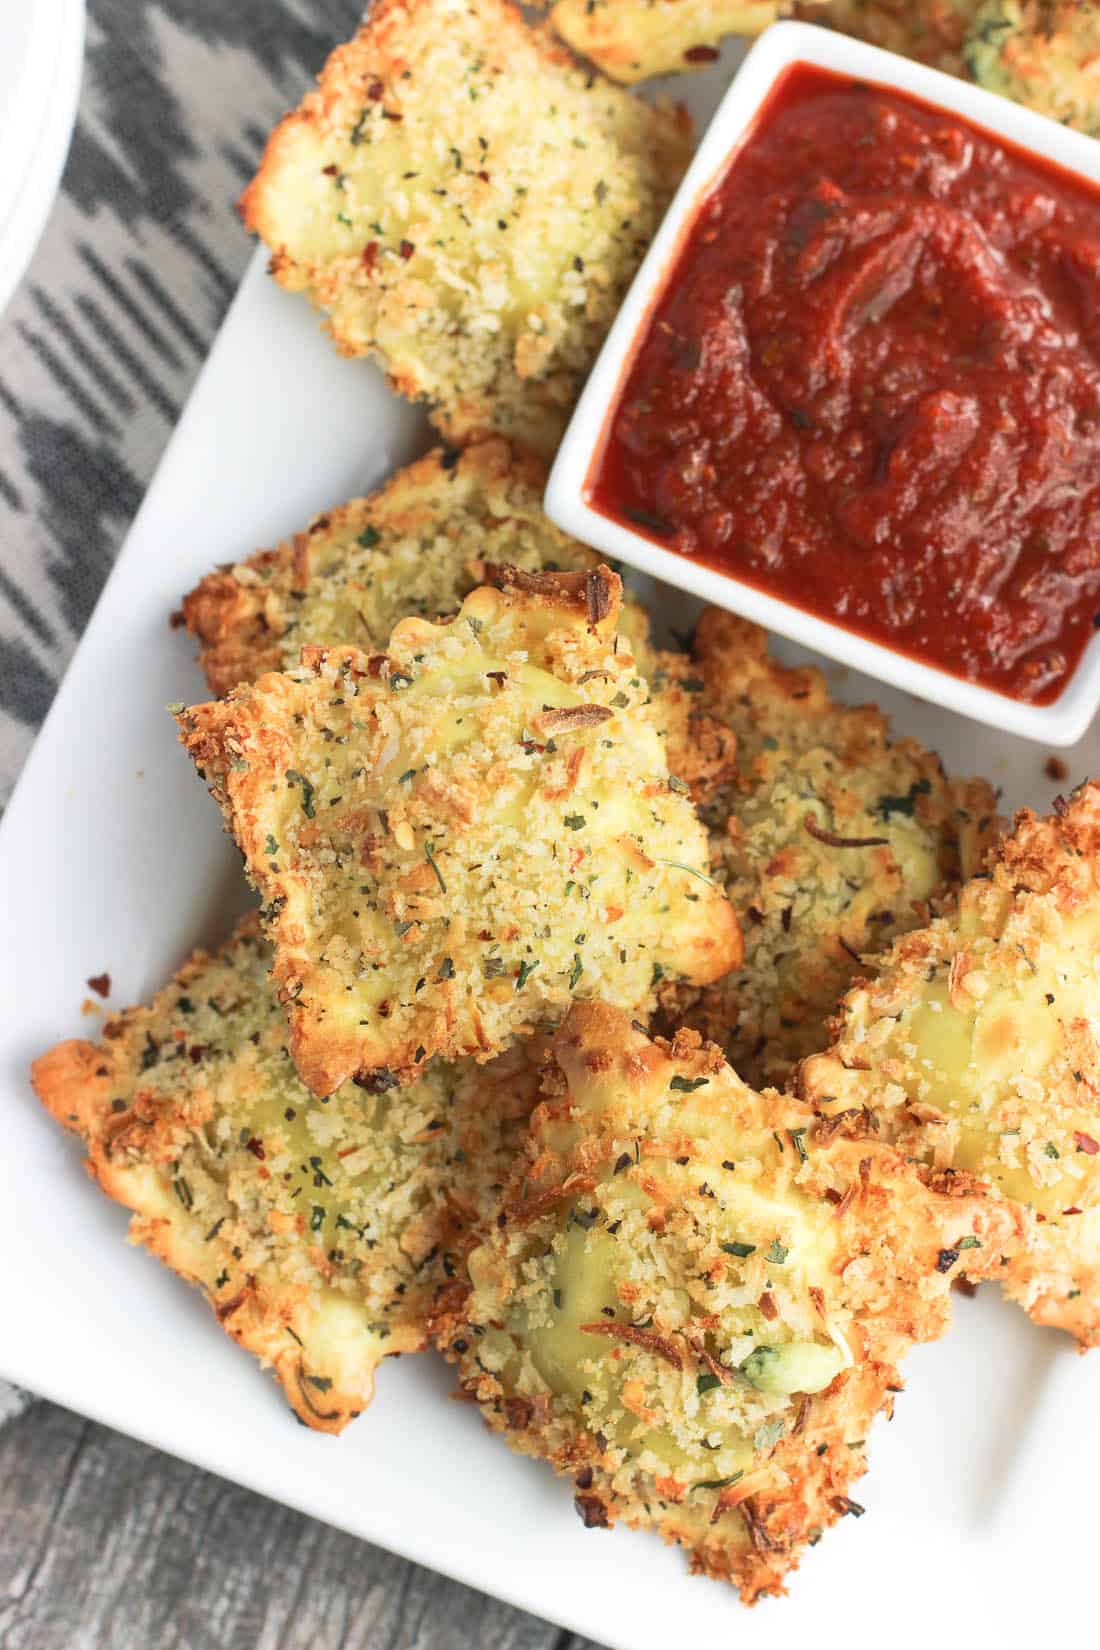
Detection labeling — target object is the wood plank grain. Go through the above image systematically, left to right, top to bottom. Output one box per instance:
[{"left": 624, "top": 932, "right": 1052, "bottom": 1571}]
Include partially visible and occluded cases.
[{"left": 0, "top": 1403, "right": 604, "bottom": 1650}]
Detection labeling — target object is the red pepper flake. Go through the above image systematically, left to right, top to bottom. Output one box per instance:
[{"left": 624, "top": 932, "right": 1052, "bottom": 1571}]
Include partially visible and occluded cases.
[
  {"left": 684, "top": 44, "right": 720, "bottom": 62},
  {"left": 368, "top": 79, "right": 384, "bottom": 100},
  {"left": 322, "top": 163, "right": 338, "bottom": 176},
  {"left": 399, "top": 239, "right": 415, "bottom": 260},
  {"left": 362, "top": 241, "right": 379, "bottom": 272},
  {"left": 1045, "top": 756, "right": 1070, "bottom": 782},
  {"left": 805, "top": 815, "right": 889, "bottom": 850},
  {"left": 86, "top": 972, "right": 111, "bottom": 998},
  {"left": 188, "top": 1044, "right": 208, "bottom": 1065},
  {"left": 1073, "top": 1132, "right": 1099, "bottom": 1155},
  {"left": 245, "top": 1137, "right": 266, "bottom": 1161},
  {"left": 1063, "top": 1206, "right": 1084, "bottom": 1215},
  {"left": 758, "top": 1290, "right": 778, "bottom": 1321},
  {"left": 579, "top": 1321, "right": 683, "bottom": 1369},
  {"left": 504, "top": 1396, "right": 533, "bottom": 1429},
  {"left": 575, "top": 1494, "right": 610, "bottom": 1529}
]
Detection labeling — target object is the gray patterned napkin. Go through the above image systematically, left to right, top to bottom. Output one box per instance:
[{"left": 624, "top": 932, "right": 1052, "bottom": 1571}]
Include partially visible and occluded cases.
[{"left": 0, "top": 0, "right": 361, "bottom": 1424}]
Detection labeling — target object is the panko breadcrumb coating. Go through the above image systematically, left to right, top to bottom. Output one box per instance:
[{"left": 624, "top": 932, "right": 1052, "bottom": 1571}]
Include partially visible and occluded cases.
[
  {"left": 240, "top": 0, "right": 692, "bottom": 455},
  {"left": 551, "top": 0, "right": 782, "bottom": 84},
  {"left": 796, "top": 0, "right": 977, "bottom": 75},
  {"left": 805, "top": 0, "right": 1100, "bottom": 135},
  {"left": 964, "top": 1, "right": 1100, "bottom": 136},
  {"left": 177, "top": 440, "right": 735, "bottom": 804},
  {"left": 182, "top": 442, "right": 599, "bottom": 700},
  {"left": 178, "top": 569, "right": 740, "bottom": 1097},
  {"left": 660, "top": 610, "right": 1000, "bottom": 1088},
  {"left": 800, "top": 782, "right": 1100, "bottom": 1349},
  {"left": 31, "top": 916, "right": 541, "bottom": 1432},
  {"left": 434, "top": 1002, "right": 1021, "bottom": 1600}
]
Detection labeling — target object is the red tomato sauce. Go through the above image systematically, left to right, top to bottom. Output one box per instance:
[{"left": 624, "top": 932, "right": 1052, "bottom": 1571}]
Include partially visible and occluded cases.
[{"left": 589, "top": 64, "right": 1100, "bottom": 705}]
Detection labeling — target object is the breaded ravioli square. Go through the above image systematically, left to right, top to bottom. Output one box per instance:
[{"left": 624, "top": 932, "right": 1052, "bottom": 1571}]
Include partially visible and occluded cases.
[
  {"left": 240, "top": 0, "right": 692, "bottom": 455},
  {"left": 550, "top": 0, "right": 783, "bottom": 83},
  {"left": 550, "top": 0, "right": 833, "bottom": 83},
  {"left": 964, "top": 1, "right": 1100, "bottom": 137},
  {"left": 178, "top": 438, "right": 736, "bottom": 804},
  {"left": 181, "top": 440, "right": 599, "bottom": 699},
  {"left": 178, "top": 568, "right": 740, "bottom": 1097},
  {"left": 660, "top": 609, "right": 1000, "bottom": 1088},
  {"left": 800, "top": 781, "right": 1100, "bottom": 1350},
  {"left": 31, "top": 916, "right": 540, "bottom": 1432},
  {"left": 434, "top": 1003, "right": 1020, "bottom": 1601}
]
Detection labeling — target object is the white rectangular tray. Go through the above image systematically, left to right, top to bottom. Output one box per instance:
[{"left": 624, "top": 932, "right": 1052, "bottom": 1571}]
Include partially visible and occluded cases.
[{"left": 2, "top": 44, "right": 1098, "bottom": 1649}]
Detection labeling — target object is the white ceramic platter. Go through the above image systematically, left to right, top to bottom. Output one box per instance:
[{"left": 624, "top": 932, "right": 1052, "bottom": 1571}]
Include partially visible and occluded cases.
[
  {"left": 0, "top": 0, "right": 85, "bottom": 317},
  {"left": 1, "top": 40, "right": 1098, "bottom": 1650}
]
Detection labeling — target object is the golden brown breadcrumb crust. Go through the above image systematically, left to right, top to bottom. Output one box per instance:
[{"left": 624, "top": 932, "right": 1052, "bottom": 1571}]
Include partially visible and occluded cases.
[
  {"left": 240, "top": 0, "right": 691, "bottom": 454},
  {"left": 550, "top": 0, "right": 784, "bottom": 83},
  {"left": 796, "top": 0, "right": 977, "bottom": 74},
  {"left": 964, "top": 0, "right": 1100, "bottom": 135},
  {"left": 179, "top": 439, "right": 736, "bottom": 812},
  {"left": 181, "top": 440, "right": 598, "bottom": 699},
  {"left": 178, "top": 569, "right": 740, "bottom": 1096},
  {"left": 659, "top": 609, "right": 1001, "bottom": 1088},
  {"left": 800, "top": 782, "right": 1100, "bottom": 1348},
  {"left": 32, "top": 916, "right": 542, "bottom": 1430},
  {"left": 434, "top": 1002, "right": 1022, "bottom": 1600}
]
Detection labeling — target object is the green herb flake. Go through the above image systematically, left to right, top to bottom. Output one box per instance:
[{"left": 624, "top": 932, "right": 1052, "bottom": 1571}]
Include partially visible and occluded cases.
[
  {"left": 357, "top": 525, "right": 381, "bottom": 549},
  {"left": 285, "top": 769, "right": 315, "bottom": 818},
  {"left": 878, "top": 778, "right": 932, "bottom": 820},
  {"left": 564, "top": 813, "right": 586, "bottom": 830},
  {"left": 265, "top": 834, "right": 279, "bottom": 857},
  {"left": 425, "top": 840, "right": 447, "bottom": 893},
  {"left": 657, "top": 859, "right": 716, "bottom": 887},
  {"left": 569, "top": 953, "right": 583, "bottom": 991},
  {"left": 438, "top": 956, "right": 456, "bottom": 980},
  {"left": 516, "top": 959, "right": 540, "bottom": 991},
  {"left": 670, "top": 1075, "right": 709, "bottom": 1092},
  {"left": 789, "top": 1128, "right": 808, "bottom": 1163},
  {"left": 310, "top": 1205, "right": 325, "bottom": 1232},
  {"left": 957, "top": 1235, "right": 981, "bottom": 1251},
  {"left": 721, "top": 1240, "right": 756, "bottom": 1258},
  {"left": 765, "top": 1240, "right": 789, "bottom": 1265},
  {"left": 696, "top": 1373, "right": 722, "bottom": 1396},
  {"left": 753, "top": 1418, "right": 786, "bottom": 1453},
  {"left": 693, "top": 1472, "right": 743, "bottom": 1493}
]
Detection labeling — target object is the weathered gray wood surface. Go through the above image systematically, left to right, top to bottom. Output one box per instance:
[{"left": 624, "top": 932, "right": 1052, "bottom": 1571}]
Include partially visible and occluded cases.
[{"left": 0, "top": 1402, "right": 604, "bottom": 1650}]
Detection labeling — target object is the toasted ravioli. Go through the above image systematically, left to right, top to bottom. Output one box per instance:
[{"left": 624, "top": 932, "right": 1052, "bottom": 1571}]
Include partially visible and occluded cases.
[
  {"left": 240, "top": 0, "right": 691, "bottom": 455},
  {"left": 550, "top": 0, "right": 782, "bottom": 84},
  {"left": 799, "top": 0, "right": 977, "bottom": 74},
  {"left": 964, "top": 1, "right": 1100, "bottom": 136},
  {"left": 179, "top": 438, "right": 729, "bottom": 802},
  {"left": 181, "top": 442, "right": 599, "bottom": 698},
  {"left": 178, "top": 569, "right": 741, "bottom": 1096},
  {"left": 661, "top": 610, "right": 999, "bottom": 1088},
  {"left": 800, "top": 782, "right": 1100, "bottom": 1349},
  {"left": 31, "top": 917, "right": 539, "bottom": 1431},
  {"left": 434, "top": 1003, "right": 1020, "bottom": 1601}
]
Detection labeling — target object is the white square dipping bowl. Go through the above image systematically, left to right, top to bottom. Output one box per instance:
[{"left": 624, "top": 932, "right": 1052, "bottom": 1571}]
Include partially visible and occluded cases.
[{"left": 545, "top": 19, "right": 1100, "bottom": 747}]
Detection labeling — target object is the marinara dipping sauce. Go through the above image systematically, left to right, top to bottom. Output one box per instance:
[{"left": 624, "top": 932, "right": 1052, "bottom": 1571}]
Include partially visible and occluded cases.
[{"left": 589, "top": 65, "right": 1100, "bottom": 705}]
